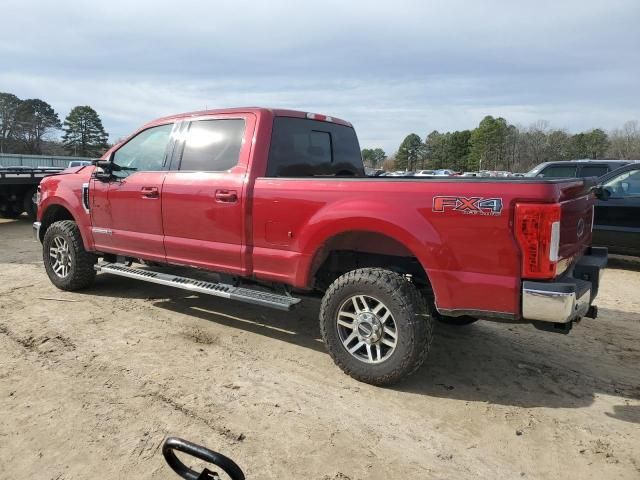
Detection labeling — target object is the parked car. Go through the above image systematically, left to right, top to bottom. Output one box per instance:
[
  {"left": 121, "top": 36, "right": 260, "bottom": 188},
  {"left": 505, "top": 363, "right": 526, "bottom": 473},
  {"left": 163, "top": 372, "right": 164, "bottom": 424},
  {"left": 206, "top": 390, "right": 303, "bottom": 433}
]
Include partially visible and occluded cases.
[
  {"left": 35, "top": 107, "right": 606, "bottom": 385},
  {"left": 68, "top": 160, "right": 93, "bottom": 168},
  {"left": 525, "top": 160, "right": 631, "bottom": 179},
  {"left": 593, "top": 162, "right": 640, "bottom": 256},
  {"left": 414, "top": 170, "right": 435, "bottom": 176}
]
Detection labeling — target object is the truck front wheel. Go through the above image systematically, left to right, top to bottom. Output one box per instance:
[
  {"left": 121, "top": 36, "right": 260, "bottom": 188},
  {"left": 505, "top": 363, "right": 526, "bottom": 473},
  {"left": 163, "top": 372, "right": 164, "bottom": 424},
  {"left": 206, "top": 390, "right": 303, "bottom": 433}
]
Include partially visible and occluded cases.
[
  {"left": 43, "top": 220, "right": 97, "bottom": 290},
  {"left": 320, "top": 268, "right": 434, "bottom": 386}
]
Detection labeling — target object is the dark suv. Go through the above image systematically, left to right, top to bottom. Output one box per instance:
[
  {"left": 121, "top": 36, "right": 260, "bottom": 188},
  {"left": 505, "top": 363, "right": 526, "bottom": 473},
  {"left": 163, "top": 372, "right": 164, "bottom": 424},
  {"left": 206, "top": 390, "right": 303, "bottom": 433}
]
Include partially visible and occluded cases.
[
  {"left": 525, "top": 160, "right": 631, "bottom": 179},
  {"left": 593, "top": 162, "right": 640, "bottom": 256}
]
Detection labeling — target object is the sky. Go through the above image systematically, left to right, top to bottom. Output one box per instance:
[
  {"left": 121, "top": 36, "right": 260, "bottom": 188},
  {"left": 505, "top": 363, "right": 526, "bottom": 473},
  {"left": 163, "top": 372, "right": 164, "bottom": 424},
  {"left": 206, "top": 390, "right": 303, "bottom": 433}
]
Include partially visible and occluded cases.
[{"left": 1, "top": 0, "right": 639, "bottom": 153}]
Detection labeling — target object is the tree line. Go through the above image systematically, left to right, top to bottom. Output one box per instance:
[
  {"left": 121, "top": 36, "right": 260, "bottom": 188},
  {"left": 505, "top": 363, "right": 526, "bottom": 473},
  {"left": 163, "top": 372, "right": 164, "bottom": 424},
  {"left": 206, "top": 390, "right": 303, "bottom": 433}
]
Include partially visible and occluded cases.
[
  {"left": 0, "top": 91, "right": 109, "bottom": 157},
  {"left": 363, "top": 116, "right": 640, "bottom": 173}
]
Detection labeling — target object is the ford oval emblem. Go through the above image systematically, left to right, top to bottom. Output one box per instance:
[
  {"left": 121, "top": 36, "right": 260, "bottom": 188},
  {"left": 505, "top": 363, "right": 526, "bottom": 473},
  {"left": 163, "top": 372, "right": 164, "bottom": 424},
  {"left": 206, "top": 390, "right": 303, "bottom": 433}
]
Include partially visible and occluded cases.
[{"left": 577, "top": 218, "right": 585, "bottom": 238}]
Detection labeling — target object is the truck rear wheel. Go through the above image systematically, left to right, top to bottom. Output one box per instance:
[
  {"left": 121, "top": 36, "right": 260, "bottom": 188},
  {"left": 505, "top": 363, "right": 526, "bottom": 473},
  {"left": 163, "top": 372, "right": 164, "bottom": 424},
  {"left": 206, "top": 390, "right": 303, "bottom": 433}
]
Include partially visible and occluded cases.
[
  {"left": 43, "top": 220, "right": 97, "bottom": 290},
  {"left": 320, "top": 268, "right": 433, "bottom": 386}
]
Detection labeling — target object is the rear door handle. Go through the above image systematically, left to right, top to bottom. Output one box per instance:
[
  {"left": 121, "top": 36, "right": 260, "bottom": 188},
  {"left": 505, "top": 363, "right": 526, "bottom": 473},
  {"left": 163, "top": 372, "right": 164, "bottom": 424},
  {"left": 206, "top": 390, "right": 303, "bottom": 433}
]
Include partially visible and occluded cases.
[
  {"left": 141, "top": 186, "right": 159, "bottom": 199},
  {"left": 215, "top": 189, "right": 238, "bottom": 203}
]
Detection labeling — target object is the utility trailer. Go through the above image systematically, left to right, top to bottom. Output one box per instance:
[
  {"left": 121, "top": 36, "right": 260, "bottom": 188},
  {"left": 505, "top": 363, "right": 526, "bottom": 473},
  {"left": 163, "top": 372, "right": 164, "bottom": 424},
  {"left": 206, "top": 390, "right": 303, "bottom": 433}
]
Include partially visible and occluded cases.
[{"left": 0, "top": 167, "right": 62, "bottom": 219}]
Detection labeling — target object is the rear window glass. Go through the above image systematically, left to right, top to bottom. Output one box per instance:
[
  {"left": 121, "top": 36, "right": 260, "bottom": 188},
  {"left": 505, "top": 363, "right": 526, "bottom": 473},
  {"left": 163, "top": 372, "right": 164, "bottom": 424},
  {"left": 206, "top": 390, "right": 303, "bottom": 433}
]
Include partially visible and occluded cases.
[
  {"left": 266, "top": 117, "right": 364, "bottom": 177},
  {"left": 180, "top": 119, "right": 245, "bottom": 171},
  {"left": 538, "top": 165, "right": 577, "bottom": 178},
  {"left": 579, "top": 165, "right": 609, "bottom": 178}
]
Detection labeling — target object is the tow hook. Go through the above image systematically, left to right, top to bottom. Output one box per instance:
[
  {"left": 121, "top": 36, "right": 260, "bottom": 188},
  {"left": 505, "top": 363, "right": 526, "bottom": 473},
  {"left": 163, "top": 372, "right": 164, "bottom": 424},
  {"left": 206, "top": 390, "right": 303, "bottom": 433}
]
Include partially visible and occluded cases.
[
  {"left": 585, "top": 305, "right": 598, "bottom": 319},
  {"left": 163, "top": 437, "right": 245, "bottom": 480}
]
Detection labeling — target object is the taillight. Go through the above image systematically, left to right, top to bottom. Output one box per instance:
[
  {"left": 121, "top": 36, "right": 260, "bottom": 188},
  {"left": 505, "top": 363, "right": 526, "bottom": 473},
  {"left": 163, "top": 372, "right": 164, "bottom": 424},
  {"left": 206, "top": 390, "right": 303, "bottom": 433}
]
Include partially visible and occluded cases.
[{"left": 515, "top": 203, "right": 561, "bottom": 279}]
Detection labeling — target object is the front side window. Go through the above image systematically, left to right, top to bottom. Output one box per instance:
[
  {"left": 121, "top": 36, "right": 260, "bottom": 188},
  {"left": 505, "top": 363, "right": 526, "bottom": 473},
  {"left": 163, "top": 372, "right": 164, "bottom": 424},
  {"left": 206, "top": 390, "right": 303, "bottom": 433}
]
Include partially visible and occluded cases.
[
  {"left": 179, "top": 119, "right": 245, "bottom": 171},
  {"left": 112, "top": 123, "right": 173, "bottom": 177},
  {"left": 538, "top": 165, "right": 577, "bottom": 178},
  {"left": 604, "top": 168, "right": 640, "bottom": 197}
]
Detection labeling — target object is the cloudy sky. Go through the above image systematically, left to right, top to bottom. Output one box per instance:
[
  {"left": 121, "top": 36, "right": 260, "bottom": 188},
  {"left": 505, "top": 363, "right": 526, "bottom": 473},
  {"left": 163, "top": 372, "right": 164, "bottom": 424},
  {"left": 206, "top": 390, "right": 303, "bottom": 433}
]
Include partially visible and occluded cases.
[{"left": 1, "top": 0, "right": 638, "bottom": 152}]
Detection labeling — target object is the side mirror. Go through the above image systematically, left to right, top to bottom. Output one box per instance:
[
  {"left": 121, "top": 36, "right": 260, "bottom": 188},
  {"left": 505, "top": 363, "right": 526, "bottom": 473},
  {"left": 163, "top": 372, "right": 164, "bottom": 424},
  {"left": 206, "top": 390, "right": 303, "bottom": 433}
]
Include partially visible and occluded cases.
[
  {"left": 93, "top": 159, "right": 113, "bottom": 181},
  {"left": 593, "top": 185, "right": 611, "bottom": 201}
]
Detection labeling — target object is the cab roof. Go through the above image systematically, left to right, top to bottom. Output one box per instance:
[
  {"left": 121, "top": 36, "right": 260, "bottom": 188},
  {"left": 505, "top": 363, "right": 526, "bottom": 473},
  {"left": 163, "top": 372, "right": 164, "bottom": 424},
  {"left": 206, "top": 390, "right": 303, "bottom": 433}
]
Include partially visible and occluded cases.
[{"left": 144, "top": 107, "right": 352, "bottom": 128}]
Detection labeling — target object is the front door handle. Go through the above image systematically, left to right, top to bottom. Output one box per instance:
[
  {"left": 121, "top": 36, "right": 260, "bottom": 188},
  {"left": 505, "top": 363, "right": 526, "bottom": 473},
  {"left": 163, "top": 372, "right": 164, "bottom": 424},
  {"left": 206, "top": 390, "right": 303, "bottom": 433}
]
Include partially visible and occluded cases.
[
  {"left": 141, "top": 186, "right": 159, "bottom": 199},
  {"left": 215, "top": 189, "right": 238, "bottom": 203}
]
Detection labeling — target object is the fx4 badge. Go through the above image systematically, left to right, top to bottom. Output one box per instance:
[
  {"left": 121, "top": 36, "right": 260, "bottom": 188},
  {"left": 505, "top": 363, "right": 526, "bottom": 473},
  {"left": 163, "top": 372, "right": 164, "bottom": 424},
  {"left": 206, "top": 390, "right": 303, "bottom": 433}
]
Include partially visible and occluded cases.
[{"left": 433, "top": 196, "right": 503, "bottom": 216}]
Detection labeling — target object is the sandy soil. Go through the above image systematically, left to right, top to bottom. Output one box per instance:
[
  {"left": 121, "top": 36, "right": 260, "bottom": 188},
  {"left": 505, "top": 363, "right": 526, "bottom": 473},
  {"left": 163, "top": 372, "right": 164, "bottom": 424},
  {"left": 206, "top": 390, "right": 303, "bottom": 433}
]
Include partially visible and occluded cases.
[{"left": 0, "top": 217, "right": 638, "bottom": 479}]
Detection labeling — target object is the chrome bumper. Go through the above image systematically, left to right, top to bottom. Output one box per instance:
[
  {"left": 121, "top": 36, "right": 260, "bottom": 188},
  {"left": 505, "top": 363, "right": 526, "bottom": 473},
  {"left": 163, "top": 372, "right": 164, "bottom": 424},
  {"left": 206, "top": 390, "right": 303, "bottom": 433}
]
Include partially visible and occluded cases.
[
  {"left": 33, "top": 221, "right": 41, "bottom": 242},
  {"left": 522, "top": 247, "right": 607, "bottom": 324},
  {"left": 523, "top": 283, "right": 591, "bottom": 323}
]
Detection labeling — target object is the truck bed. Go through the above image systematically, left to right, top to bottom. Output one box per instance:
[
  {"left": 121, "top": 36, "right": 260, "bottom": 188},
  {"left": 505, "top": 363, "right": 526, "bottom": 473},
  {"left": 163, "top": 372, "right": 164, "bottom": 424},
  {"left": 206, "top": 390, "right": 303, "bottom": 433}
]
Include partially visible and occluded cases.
[{"left": 0, "top": 167, "right": 63, "bottom": 185}]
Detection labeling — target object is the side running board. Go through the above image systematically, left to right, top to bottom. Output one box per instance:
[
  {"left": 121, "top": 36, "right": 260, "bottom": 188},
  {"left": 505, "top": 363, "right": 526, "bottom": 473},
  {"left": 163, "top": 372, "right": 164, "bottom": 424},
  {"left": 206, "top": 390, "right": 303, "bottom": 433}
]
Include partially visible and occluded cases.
[{"left": 95, "top": 262, "right": 301, "bottom": 311}]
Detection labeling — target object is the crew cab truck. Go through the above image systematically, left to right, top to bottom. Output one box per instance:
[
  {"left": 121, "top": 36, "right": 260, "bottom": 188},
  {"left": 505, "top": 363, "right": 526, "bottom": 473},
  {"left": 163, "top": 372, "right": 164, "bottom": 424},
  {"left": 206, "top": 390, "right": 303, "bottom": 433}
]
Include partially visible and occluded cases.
[{"left": 34, "top": 108, "right": 607, "bottom": 385}]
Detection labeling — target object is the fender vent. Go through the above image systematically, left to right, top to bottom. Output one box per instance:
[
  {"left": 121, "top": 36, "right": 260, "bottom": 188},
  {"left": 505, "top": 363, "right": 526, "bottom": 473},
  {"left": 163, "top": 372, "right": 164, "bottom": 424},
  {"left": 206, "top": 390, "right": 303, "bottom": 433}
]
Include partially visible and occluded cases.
[{"left": 82, "top": 183, "right": 90, "bottom": 212}]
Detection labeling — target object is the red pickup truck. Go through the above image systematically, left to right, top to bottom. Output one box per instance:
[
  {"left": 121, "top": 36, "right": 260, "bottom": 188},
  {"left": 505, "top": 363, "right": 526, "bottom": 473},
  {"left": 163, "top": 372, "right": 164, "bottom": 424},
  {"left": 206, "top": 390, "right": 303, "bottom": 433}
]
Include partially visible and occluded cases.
[{"left": 34, "top": 107, "right": 606, "bottom": 385}]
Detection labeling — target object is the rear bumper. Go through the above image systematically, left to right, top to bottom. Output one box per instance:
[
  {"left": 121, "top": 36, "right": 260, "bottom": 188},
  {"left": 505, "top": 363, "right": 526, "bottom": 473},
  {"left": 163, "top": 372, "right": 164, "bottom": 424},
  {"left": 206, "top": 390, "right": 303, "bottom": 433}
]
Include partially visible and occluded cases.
[{"left": 522, "top": 247, "right": 607, "bottom": 324}]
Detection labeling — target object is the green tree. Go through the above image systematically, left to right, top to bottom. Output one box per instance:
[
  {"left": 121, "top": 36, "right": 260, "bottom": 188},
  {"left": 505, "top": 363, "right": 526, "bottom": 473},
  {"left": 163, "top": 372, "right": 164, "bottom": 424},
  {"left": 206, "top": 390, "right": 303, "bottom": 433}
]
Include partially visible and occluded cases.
[
  {"left": 0, "top": 92, "right": 22, "bottom": 153},
  {"left": 16, "top": 99, "right": 61, "bottom": 154},
  {"left": 62, "top": 106, "right": 109, "bottom": 157},
  {"left": 468, "top": 115, "right": 509, "bottom": 171},
  {"left": 547, "top": 129, "right": 571, "bottom": 161},
  {"left": 569, "top": 129, "right": 609, "bottom": 159},
  {"left": 583, "top": 129, "right": 609, "bottom": 159},
  {"left": 424, "top": 130, "right": 445, "bottom": 169},
  {"left": 446, "top": 130, "right": 472, "bottom": 171},
  {"left": 395, "top": 133, "right": 424, "bottom": 171},
  {"left": 361, "top": 147, "right": 386, "bottom": 168}
]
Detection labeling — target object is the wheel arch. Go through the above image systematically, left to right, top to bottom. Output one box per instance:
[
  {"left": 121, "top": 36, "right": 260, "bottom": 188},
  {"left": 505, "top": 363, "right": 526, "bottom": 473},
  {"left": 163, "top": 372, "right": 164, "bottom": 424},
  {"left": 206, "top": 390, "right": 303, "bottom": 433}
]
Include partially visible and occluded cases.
[
  {"left": 39, "top": 203, "right": 78, "bottom": 242},
  {"left": 305, "top": 228, "right": 437, "bottom": 300}
]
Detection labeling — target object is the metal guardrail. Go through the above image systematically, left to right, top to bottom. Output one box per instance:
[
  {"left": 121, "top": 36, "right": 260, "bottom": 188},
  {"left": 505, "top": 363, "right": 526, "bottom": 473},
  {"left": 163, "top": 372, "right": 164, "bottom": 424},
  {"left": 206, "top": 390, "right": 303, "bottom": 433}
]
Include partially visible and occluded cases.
[{"left": 0, "top": 153, "right": 95, "bottom": 168}]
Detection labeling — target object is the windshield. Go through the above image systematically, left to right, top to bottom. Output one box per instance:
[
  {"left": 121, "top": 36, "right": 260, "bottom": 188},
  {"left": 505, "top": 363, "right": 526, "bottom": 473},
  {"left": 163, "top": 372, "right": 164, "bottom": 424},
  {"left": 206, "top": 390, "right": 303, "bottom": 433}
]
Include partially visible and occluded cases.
[{"left": 525, "top": 163, "right": 548, "bottom": 177}]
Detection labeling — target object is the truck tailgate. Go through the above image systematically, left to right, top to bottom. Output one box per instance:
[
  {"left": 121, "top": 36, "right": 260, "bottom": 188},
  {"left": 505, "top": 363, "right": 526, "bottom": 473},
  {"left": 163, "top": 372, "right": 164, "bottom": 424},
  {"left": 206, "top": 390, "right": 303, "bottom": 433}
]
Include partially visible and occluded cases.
[{"left": 557, "top": 179, "right": 596, "bottom": 262}]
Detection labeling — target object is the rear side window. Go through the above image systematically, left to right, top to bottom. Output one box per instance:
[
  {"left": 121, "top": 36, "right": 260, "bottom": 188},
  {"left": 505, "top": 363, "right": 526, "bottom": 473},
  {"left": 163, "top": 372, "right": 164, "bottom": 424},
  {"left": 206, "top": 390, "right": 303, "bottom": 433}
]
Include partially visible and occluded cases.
[
  {"left": 267, "top": 117, "right": 364, "bottom": 177},
  {"left": 180, "top": 119, "right": 245, "bottom": 171},
  {"left": 539, "top": 165, "right": 577, "bottom": 178},
  {"left": 579, "top": 165, "right": 609, "bottom": 178}
]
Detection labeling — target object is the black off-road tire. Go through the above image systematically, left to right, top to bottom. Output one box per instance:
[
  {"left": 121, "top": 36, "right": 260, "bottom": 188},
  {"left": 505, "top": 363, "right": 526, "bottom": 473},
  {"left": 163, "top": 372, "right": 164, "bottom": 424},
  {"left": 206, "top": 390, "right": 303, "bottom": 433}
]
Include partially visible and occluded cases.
[
  {"left": 43, "top": 220, "right": 97, "bottom": 290},
  {"left": 320, "top": 268, "right": 434, "bottom": 386},
  {"left": 436, "top": 315, "right": 478, "bottom": 326}
]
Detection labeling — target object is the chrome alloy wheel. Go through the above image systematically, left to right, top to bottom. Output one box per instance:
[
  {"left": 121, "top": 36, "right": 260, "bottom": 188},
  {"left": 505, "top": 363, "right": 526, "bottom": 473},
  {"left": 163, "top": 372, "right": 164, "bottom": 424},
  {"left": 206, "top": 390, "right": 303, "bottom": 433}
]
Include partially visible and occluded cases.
[
  {"left": 49, "top": 235, "right": 72, "bottom": 278},
  {"left": 336, "top": 294, "right": 398, "bottom": 364}
]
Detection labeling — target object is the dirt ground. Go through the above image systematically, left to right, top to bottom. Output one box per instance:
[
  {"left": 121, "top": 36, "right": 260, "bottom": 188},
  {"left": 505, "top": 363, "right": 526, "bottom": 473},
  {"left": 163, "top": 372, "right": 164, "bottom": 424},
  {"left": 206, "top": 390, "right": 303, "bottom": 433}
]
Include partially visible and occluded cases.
[{"left": 0, "top": 217, "right": 639, "bottom": 480}]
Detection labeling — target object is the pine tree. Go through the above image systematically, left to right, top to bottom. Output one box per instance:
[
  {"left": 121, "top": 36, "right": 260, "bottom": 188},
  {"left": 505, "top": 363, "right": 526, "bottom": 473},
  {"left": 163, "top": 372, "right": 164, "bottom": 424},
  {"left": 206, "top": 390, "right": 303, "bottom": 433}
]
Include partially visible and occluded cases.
[
  {"left": 16, "top": 99, "right": 61, "bottom": 154},
  {"left": 62, "top": 106, "right": 109, "bottom": 157},
  {"left": 395, "top": 134, "right": 424, "bottom": 171}
]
